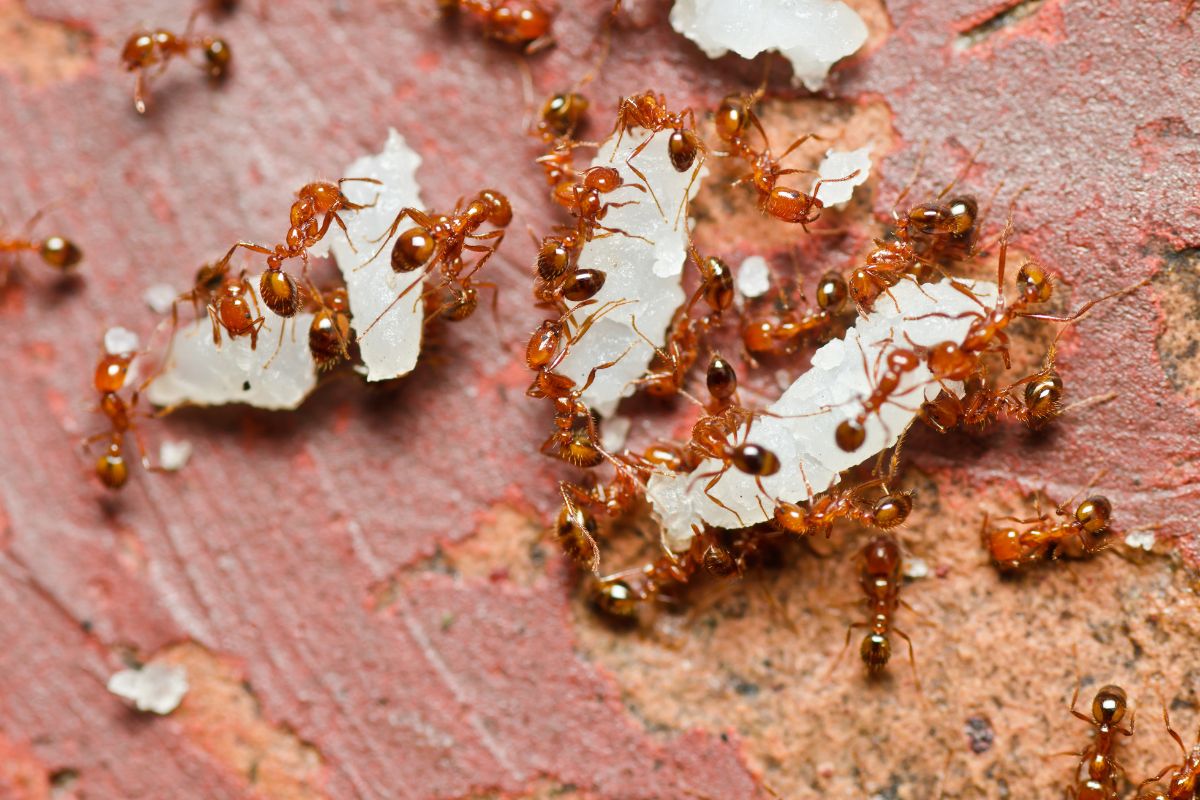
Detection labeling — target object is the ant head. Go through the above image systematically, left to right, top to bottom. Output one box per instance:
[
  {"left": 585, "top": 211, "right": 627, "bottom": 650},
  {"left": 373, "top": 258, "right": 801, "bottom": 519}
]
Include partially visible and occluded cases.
[
  {"left": 120, "top": 32, "right": 158, "bottom": 69},
  {"left": 202, "top": 38, "right": 231, "bottom": 79},
  {"left": 539, "top": 91, "right": 588, "bottom": 139},
  {"left": 667, "top": 129, "right": 701, "bottom": 172},
  {"left": 477, "top": 189, "right": 512, "bottom": 227},
  {"left": 946, "top": 196, "right": 978, "bottom": 234},
  {"left": 392, "top": 227, "right": 436, "bottom": 272},
  {"left": 39, "top": 236, "right": 82, "bottom": 271},
  {"left": 1016, "top": 261, "right": 1053, "bottom": 304},
  {"left": 847, "top": 268, "right": 884, "bottom": 309},
  {"left": 815, "top": 271, "right": 848, "bottom": 312},
  {"left": 705, "top": 353, "right": 738, "bottom": 402},
  {"left": 1023, "top": 371, "right": 1063, "bottom": 421},
  {"left": 835, "top": 419, "right": 866, "bottom": 452},
  {"left": 95, "top": 440, "right": 129, "bottom": 490},
  {"left": 731, "top": 443, "right": 780, "bottom": 477},
  {"left": 872, "top": 493, "right": 913, "bottom": 529},
  {"left": 1075, "top": 495, "right": 1113, "bottom": 534},
  {"left": 862, "top": 535, "right": 901, "bottom": 573},
  {"left": 592, "top": 579, "right": 637, "bottom": 619},
  {"left": 860, "top": 632, "right": 891, "bottom": 671},
  {"left": 1092, "top": 685, "right": 1128, "bottom": 726}
]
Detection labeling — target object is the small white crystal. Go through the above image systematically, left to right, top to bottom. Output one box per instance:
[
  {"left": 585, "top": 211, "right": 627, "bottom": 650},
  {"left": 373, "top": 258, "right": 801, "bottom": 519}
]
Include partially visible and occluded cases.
[
  {"left": 670, "top": 0, "right": 868, "bottom": 91},
  {"left": 553, "top": 127, "right": 708, "bottom": 418},
  {"left": 323, "top": 128, "right": 426, "bottom": 383},
  {"left": 812, "top": 147, "right": 872, "bottom": 208},
  {"left": 737, "top": 255, "right": 772, "bottom": 299},
  {"left": 145, "top": 272, "right": 318, "bottom": 410},
  {"left": 646, "top": 279, "right": 998, "bottom": 551},
  {"left": 143, "top": 283, "right": 178, "bottom": 315},
  {"left": 104, "top": 327, "right": 139, "bottom": 356},
  {"left": 601, "top": 414, "right": 633, "bottom": 453},
  {"left": 158, "top": 439, "right": 193, "bottom": 471},
  {"left": 1125, "top": 530, "right": 1156, "bottom": 551},
  {"left": 903, "top": 556, "right": 929, "bottom": 579},
  {"left": 107, "top": 663, "right": 188, "bottom": 715}
]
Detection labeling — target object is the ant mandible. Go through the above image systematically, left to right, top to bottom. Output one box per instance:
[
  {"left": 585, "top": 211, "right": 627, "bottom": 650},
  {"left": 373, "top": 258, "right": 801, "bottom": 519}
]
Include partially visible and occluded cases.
[
  {"left": 120, "top": 11, "right": 231, "bottom": 114},
  {"left": 215, "top": 178, "right": 380, "bottom": 319},
  {"left": 0, "top": 207, "right": 83, "bottom": 286},
  {"left": 1063, "top": 683, "right": 1134, "bottom": 800}
]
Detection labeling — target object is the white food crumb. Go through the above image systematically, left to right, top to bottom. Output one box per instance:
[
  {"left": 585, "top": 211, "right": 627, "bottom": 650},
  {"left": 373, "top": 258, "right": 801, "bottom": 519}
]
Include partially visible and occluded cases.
[
  {"left": 670, "top": 0, "right": 868, "bottom": 91},
  {"left": 554, "top": 126, "right": 708, "bottom": 417},
  {"left": 322, "top": 128, "right": 427, "bottom": 383},
  {"left": 812, "top": 147, "right": 872, "bottom": 208},
  {"left": 737, "top": 255, "right": 772, "bottom": 299},
  {"left": 145, "top": 272, "right": 318, "bottom": 410},
  {"left": 646, "top": 279, "right": 998, "bottom": 551},
  {"left": 143, "top": 283, "right": 177, "bottom": 315},
  {"left": 104, "top": 327, "right": 139, "bottom": 356},
  {"left": 601, "top": 414, "right": 633, "bottom": 453},
  {"left": 158, "top": 439, "right": 193, "bottom": 471},
  {"left": 1125, "top": 530, "right": 1156, "bottom": 551},
  {"left": 903, "top": 556, "right": 929, "bottom": 579},
  {"left": 106, "top": 663, "right": 189, "bottom": 715}
]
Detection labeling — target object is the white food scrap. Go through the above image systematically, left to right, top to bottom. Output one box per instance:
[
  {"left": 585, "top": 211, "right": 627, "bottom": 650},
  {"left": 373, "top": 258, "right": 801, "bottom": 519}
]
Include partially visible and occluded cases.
[
  {"left": 670, "top": 0, "right": 868, "bottom": 91},
  {"left": 554, "top": 127, "right": 708, "bottom": 418},
  {"left": 812, "top": 147, "right": 872, "bottom": 208},
  {"left": 737, "top": 255, "right": 772, "bottom": 299},
  {"left": 646, "top": 279, "right": 999, "bottom": 551},
  {"left": 104, "top": 327, "right": 139, "bottom": 356},
  {"left": 158, "top": 439, "right": 193, "bottom": 471},
  {"left": 106, "top": 663, "right": 189, "bottom": 715}
]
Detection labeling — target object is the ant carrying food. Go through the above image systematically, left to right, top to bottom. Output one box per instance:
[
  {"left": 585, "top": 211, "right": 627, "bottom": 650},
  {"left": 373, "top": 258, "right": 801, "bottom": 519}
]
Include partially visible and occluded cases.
[
  {"left": 438, "top": 0, "right": 554, "bottom": 52},
  {"left": 119, "top": 11, "right": 231, "bottom": 114},
  {"left": 0, "top": 208, "right": 83, "bottom": 287},
  {"left": 982, "top": 485, "right": 1115, "bottom": 571},
  {"left": 1063, "top": 683, "right": 1134, "bottom": 800},
  {"left": 1136, "top": 703, "right": 1200, "bottom": 799}
]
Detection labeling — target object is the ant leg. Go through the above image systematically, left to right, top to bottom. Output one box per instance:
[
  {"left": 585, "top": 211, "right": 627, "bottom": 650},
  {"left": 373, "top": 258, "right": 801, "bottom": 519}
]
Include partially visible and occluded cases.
[
  {"left": 132, "top": 71, "right": 150, "bottom": 115},
  {"left": 778, "top": 133, "right": 822, "bottom": 163},
  {"left": 623, "top": 136, "right": 666, "bottom": 218},
  {"left": 934, "top": 142, "right": 984, "bottom": 200},
  {"left": 337, "top": 176, "right": 383, "bottom": 210},
  {"left": 363, "top": 207, "right": 435, "bottom": 265},
  {"left": 215, "top": 240, "right": 275, "bottom": 273},
  {"left": 1021, "top": 276, "right": 1151, "bottom": 326},
  {"left": 207, "top": 304, "right": 224, "bottom": 347},
  {"left": 249, "top": 315, "right": 265, "bottom": 351},
  {"left": 696, "top": 468, "right": 747, "bottom": 527},
  {"left": 825, "top": 621, "right": 870, "bottom": 679},
  {"left": 892, "top": 627, "right": 921, "bottom": 690},
  {"left": 1067, "top": 683, "right": 1092, "bottom": 725}
]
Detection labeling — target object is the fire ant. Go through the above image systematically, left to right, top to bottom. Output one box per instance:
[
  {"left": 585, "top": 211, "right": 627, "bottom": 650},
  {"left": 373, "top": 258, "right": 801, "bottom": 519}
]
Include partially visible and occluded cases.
[
  {"left": 438, "top": 0, "right": 554, "bottom": 52},
  {"left": 119, "top": 11, "right": 231, "bottom": 114},
  {"left": 612, "top": 91, "right": 704, "bottom": 174},
  {"left": 216, "top": 178, "right": 380, "bottom": 319},
  {"left": 356, "top": 188, "right": 511, "bottom": 336},
  {"left": 0, "top": 208, "right": 83, "bottom": 286},
  {"left": 742, "top": 270, "right": 849, "bottom": 358},
  {"left": 205, "top": 272, "right": 267, "bottom": 349},
  {"left": 306, "top": 285, "right": 352, "bottom": 371},
  {"left": 835, "top": 340, "right": 923, "bottom": 452},
  {"left": 85, "top": 344, "right": 154, "bottom": 490},
  {"left": 920, "top": 361, "right": 1064, "bottom": 434},
  {"left": 772, "top": 476, "right": 913, "bottom": 539},
  {"left": 555, "top": 484, "right": 601, "bottom": 573},
  {"left": 982, "top": 486, "right": 1114, "bottom": 571},
  {"left": 842, "top": 533, "right": 916, "bottom": 677},
  {"left": 1063, "top": 684, "right": 1134, "bottom": 800},
  {"left": 1136, "top": 703, "right": 1200, "bottom": 799}
]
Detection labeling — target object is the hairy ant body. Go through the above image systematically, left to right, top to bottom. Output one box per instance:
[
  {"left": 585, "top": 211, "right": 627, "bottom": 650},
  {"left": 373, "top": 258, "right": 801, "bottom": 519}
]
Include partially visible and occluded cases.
[
  {"left": 439, "top": 0, "right": 553, "bottom": 51},
  {"left": 120, "top": 13, "right": 231, "bottom": 114},
  {"left": 216, "top": 179, "right": 379, "bottom": 319},
  {"left": 0, "top": 208, "right": 82, "bottom": 285},
  {"left": 742, "top": 271, "right": 848, "bottom": 357},
  {"left": 307, "top": 285, "right": 352, "bottom": 371},
  {"left": 921, "top": 366, "right": 1064, "bottom": 433},
  {"left": 773, "top": 477, "right": 913, "bottom": 538},
  {"left": 983, "top": 491, "right": 1114, "bottom": 571},
  {"left": 843, "top": 533, "right": 915, "bottom": 675},
  {"left": 1064, "top": 684, "right": 1133, "bottom": 800},
  {"left": 1137, "top": 705, "right": 1200, "bottom": 800}
]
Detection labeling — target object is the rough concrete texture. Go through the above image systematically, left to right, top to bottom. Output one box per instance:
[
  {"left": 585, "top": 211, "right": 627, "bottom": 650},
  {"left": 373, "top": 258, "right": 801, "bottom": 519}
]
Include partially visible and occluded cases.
[{"left": 0, "top": 0, "right": 1197, "bottom": 798}]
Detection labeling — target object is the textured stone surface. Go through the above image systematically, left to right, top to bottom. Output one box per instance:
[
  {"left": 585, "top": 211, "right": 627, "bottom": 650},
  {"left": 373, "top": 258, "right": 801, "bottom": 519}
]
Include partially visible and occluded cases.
[{"left": 0, "top": 0, "right": 1197, "bottom": 797}]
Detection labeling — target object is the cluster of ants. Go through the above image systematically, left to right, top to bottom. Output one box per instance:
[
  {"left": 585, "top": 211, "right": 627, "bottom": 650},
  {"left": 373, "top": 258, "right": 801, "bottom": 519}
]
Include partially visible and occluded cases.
[{"left": 517, "top": 67, "right": 1144, "bottom": 684}]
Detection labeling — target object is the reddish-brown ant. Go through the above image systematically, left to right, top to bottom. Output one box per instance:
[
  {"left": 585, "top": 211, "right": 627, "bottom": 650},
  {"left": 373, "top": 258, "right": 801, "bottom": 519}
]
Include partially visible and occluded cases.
[
  {"left": 439, "top": 0, "right": 554, "bottom": 52},
  {"left": 119, "top": 12, "right": 231, "bottom": 114},
  {"left": 612, "top": 91, "right": 704, "bottom": 174},
  {"left": 216, "top": 178, "right": 380, "bottom": 319},
  {"left": 0, "top": 208, "right": 83, "bottom": 286},
  {"left": 742, "top": 270, "right": 849, "bottom": 358},
  {"left": 206, "top": 272, "right": 267, "bottom": 349},
  {"left": 306, "top": 285, "right": 352, "bottom": 371},
  {"left": 834, "top": 340, "right": 923, "bottom": 452},
  {"left": 85, "top": 345, "right": 155, "bottom": 490},
  {"left": 920, "top": 362, "right": 1064, "bottom": 434},
  {"left": 772, "top": 476, "right": 913, "bottom": 539},
  {"left": 555, "top": 483, "right": 602, "bottom": 573},
  {"left": 982, "top": 487, "right": 1114, "bottom": 571},
  {"left": 842, "top": 533, "right": 916, "bottom": 677},
  {"left": 1063, "top": 684, "right": 1134, "bottom": 800},
  {"left": 1136, "top": 704, "right": 1200, "bottom": 800}
]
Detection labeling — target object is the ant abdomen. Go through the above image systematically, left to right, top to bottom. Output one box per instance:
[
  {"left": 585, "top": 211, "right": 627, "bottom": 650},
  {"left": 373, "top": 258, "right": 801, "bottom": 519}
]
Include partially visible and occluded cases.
[
  {"left": 39, "top": 236, "right": 82, "bottom": 271},
  {"left": 259, "top": 270, "right": 302, "bottom": 317}
]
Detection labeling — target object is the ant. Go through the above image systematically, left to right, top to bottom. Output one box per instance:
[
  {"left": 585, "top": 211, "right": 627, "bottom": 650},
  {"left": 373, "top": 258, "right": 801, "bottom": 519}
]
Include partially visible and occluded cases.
[
  {"left": 438, "top": 0, "right": 554, "bottom": 52},
  {"left": 119, "top": 11, "right": 231, "bottom": 114},
  {"left": 611, "top": 91, "right": 704, "bottom": 174},
  {"left": 216, "top": 178, "right": 380, "bottom": 318},
  {"left": 357, "top": 188, "right": 511, "bottom": 337},
  {"left": 0, "top": 208, "right": 83, "bottom": 286},
  {"left": 742, "top": 270, "right": 848, "bottom": 358},
  {"left": 205, "top": 272, "right": 267, "bottom": 349},
  {"left": 306, "top": 285, "right": 352, "bottom": 371},
  {"left": 633, "top": 311, "right": 708, "bottom": 398},
  {"left": 835, "top": 340, "right": 923, "bottom": 452},
  {"left": 85, "top": 344, "right": 154, "bottom": 490},
  {"left": 920, "top": 360, "right": 1064, "bottom": 434},
  {"left": 772, "top": 476, "right": 913, "bottom": 539},
  {"left": 555, "top": 483, "right": 601, "bottom": 573},
  {"left": 982, "top": 487, "right": 1114, "bottom": 571},
  {"left": 842, "top": 533, "right": 916, "bottom": 677},
  {"left": 1063, "top": 684, "right": 1134, "bottom": 800},
  {"left": 1136, "top": 703, "right": 1200, "bottom": 799}
]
